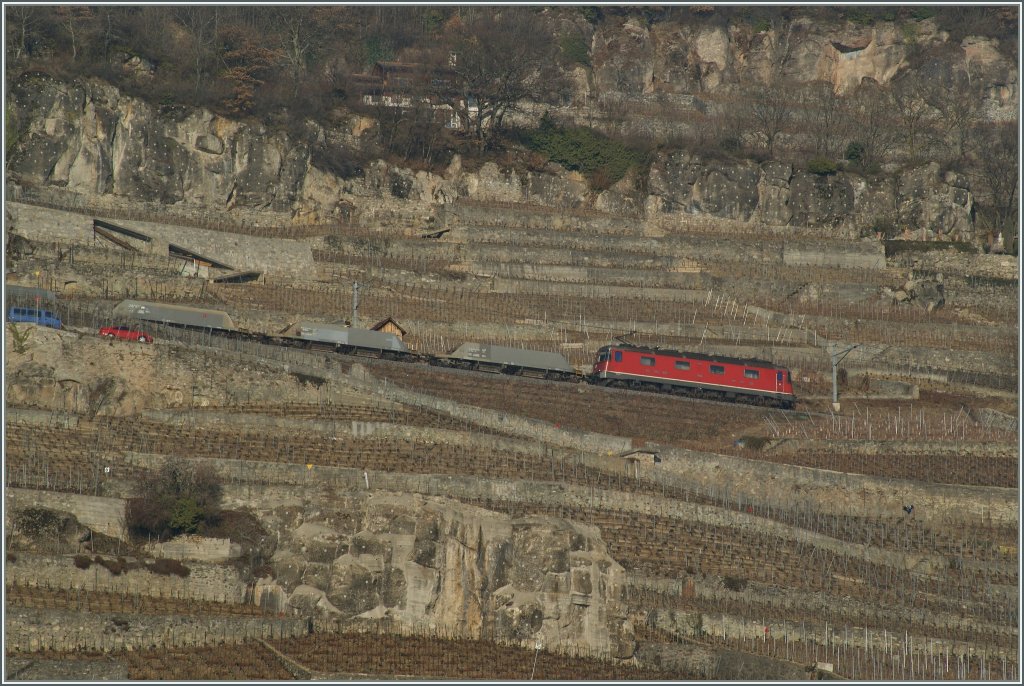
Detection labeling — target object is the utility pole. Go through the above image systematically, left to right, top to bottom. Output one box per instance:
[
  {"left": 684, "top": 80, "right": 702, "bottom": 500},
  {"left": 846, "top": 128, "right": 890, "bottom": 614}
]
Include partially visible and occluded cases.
[
  {"left": 351, "top": 281, "right": 361, "bottom": 327},
  {"left": 829, "top": 343, "right": 859, "bottom": 411}
]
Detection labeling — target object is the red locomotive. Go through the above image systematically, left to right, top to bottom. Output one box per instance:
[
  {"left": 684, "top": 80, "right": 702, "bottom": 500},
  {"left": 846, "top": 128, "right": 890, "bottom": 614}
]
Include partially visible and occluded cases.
[{"left": 590, "top": 344, "right": 796, "bottom": 409}]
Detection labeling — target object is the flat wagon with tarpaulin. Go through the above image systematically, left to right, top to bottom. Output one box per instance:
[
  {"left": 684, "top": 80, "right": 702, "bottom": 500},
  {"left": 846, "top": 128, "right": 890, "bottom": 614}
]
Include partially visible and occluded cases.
[
  {"left": 112, "top": 299, "right": 238, "bottom": 332},
  {"left": 281, "top": 321, "right": 415, "bottom": 361},
  {"left": 435, "top": 342, "right": 578, "bottom": 381}
]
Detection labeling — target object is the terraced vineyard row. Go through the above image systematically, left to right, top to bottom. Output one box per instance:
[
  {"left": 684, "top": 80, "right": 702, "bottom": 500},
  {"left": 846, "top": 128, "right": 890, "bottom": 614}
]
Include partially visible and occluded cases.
[
  {"left": 7, "top": 415, "right": 1014, "bottom": 561},
  {"left": 455, "top": 497, "right": 1016, "bottom": 640},
  {"left": 5, "top": 582, "right": 272, "bottom": 618},
  {"left": 267, "top": 632, "right": 684, "bottom": 680}
]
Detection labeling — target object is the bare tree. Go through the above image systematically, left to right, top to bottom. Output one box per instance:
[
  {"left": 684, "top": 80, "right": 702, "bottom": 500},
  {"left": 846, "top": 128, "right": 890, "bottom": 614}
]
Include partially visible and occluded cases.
[
  {"left": 5, "top": 5, "right": 43, "bottom": 61},
  {"left": 53, "top": 5, "right": 95, "bottom": 61},
  {"left": 174, "top": 6, "right": 221, "bottom": 97},
  {"left": 263, "top": 6, "right": 335, "bottom": 98},
  {"left": 445, "top": 9, "right": 563, "bottom": 149},
  {"left": 761, "top": 14, "right": 803, "bottom": 78},
  {"left": 921, "top": 68, "right": 983, "bottom": 162},
  {"left": 889, "top": 71, "right": 936, "bottom": 161},
  {"left": 745, "top": 75, "right": 797, "bottom": 158},
  {"left": 800, "top": 79, "right": 849, "bottom": 159},
  {"left": 847, "top": 81, "right": 901, "bottom": 170},
  {"left": 967, "top": 123, "right": 1018, "bottom": 239}
]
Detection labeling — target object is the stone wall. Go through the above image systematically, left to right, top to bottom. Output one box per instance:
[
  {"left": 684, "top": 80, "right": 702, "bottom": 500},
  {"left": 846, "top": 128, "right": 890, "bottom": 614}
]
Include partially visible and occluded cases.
[
  {"left": 8, "top": 202, "right": 314, "bottom": 279},
  {"left": 783, "top": 242, "right": 886, "bottom": 270},
  {"left": 100, "top": 447, "right": 1012, "bottom": 575},
  {"left": 6, "top": 487, "right": 125, "bottom": 539},
  {"left": 145, "top": 535, "right": 242, "bottom": 563},
  {"left": 5, "top": 551, "right": 247, "bottom": 602},
  {"left": 4, "top": 606, "right": 306, "bottom": 654}
]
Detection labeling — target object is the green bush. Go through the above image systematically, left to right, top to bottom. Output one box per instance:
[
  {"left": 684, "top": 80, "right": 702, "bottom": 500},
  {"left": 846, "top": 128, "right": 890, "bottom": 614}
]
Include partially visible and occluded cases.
[
  {"left": 844, "top": 8, "right": 875, "bottom": 25},
  {"left": 559, "top": 33, "right": 591, "bottom": 66},
  {"left": 518, "top": 113, "right": 644, "bottom": 190},
  {"left": 720, "top": 135, "right": 743, "bottom": 154},
  {"left": 844, "top": 141, "right": 866, "bottom": 163},
  {"left": 807, "top": 158, "right": 838, "bottom": 175},
  {"left": 871, "top": 216, "right": 898, "bottom": 239},
  {"left": 127, "top": 460, "right": 223, "bottom": 539},
  {"left": 169, "top": 498, "right": 204, "bottom": 534}
]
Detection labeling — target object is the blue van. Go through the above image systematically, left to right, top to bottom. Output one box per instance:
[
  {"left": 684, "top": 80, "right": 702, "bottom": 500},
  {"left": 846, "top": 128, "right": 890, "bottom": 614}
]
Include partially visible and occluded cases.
[{"left": 7, "top": 306, "right": 62, "bottom": 329}]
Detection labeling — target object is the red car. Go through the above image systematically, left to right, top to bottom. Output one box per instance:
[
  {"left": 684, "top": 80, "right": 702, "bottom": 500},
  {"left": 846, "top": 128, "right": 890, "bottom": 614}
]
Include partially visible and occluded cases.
[{"left": 99, "top": 325, "right": 153, "bottom": 343}]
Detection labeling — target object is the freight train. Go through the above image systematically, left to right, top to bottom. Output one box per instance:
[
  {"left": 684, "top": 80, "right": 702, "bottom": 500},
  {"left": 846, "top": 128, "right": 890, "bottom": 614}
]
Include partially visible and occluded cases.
[{"left": 110, "top": 299, "right": 797, "bottom": 408}]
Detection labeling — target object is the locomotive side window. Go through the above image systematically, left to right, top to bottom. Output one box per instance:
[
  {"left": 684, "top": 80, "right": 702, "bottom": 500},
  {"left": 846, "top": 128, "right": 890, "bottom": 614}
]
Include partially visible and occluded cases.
[
  {"left": 614, "top": 350, "right": 622, "bottom": 362},
  {"left": 640, "top": 356, "right": 656, "bottom": 366},
  {"left": 675, "top": 360, "right": 690, "bottom": 370},
  {"left": 710, "top": 365, "right": 725, "bottom": 375},
  {"left": 744, "top": 369, "right": 760, "bottom": 379}
]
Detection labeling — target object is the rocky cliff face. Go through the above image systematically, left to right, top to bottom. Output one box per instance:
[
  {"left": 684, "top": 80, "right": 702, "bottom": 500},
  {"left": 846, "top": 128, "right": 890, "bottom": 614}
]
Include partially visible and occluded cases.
[
  {"left": 9, "top": 9, "right": 1013, "bottom": 238},
  {"left": 588, "top": 14, "right": 1016, "bottom": 113},
  {"left": 643, "top": 154, "right": 973, "bottom": 236},
  {"left": 254, "top": 492, "right": 634, "bottom": 658}
]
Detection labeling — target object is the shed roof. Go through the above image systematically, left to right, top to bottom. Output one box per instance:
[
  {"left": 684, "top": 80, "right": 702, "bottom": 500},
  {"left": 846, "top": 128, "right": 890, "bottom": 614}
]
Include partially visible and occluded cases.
[{"left": 370, "top": 316, "right": 407, "bottom": 335}]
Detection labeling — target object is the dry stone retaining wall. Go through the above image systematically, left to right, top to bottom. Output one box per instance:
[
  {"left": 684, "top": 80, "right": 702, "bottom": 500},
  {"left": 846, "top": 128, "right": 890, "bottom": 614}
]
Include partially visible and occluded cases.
[
  {"left": 9, "top": 202, "right": 314, "bottom": 278},
  {"left": 103, "top": 449, "right": 1010, "bottom": 577},
  {"left": 6, "top": 487, "right": 125, "bottom": 539},
  {"left": 145, "top": 536, "right": 242, "bottom": 563},
  {"left": 5, "top": 551, "right": 246, "bottom": 602},
  {"left": 4, "top": 606, "right": 306, "bottom": 654}
]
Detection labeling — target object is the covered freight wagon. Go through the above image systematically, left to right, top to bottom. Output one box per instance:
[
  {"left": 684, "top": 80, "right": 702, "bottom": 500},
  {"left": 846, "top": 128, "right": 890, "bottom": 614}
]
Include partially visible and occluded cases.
[
  {"left": 112, "top": 299, "right": 237, "bottom": 331},
  {"left": 288, "top": 321, "right": 409, "bottom": 353},
  {"left": 442, "top": 342, "right": 577, "bottom": 380}
]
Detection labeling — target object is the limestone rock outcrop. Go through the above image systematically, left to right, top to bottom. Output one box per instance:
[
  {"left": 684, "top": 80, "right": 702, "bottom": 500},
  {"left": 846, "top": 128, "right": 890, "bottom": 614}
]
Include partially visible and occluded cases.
[
  {"left": 7, "top": 8, "right": 1009, "bottom": 237},
  {"left": 647, "top": 154, "right": 973, "bottom": 234},
  {"left": 256, "top": 492, "right": 634, "bottom": 658}
]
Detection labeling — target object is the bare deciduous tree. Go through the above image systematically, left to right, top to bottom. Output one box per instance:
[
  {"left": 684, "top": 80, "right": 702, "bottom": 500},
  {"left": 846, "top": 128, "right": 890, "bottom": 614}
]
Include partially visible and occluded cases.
[
  {"left": 5, "top": 5, "right": 43, "bottom": 61},
  {"left": 54, "top": 5, "right": 95, "bottom": 61},
  {"left": 174, "top": 6, "right": 221, "bottom": 97},
  {"left": 446, "top": 9, "right": 563, "bottom": 149},
  {"left": 921, "top": 68, "right": 983, "bottom": 162},
  {"left": 889, "top": 71, "right": 936, "bottom": 161},
  {"left": 745, "top": 75, "right": 797, "bottom": 158},
  {"left": 800, "top": 80, "right": 849, "bottom": 159},
  {"left": 847, "top": 80, "right": 901, "bottom": 170},
  {"left": 967, "top": 123, "right": 1018, "bottom": 238}
]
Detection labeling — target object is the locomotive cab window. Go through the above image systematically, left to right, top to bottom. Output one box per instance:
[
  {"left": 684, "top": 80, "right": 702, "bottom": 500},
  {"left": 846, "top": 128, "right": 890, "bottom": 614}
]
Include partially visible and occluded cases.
[
  {"left": 614, "top": 351, "right": 622, "bottom": 362},
  {"left": 598, "top": 352, "right": 609, "bottom": 362},
  {"left": 640, "top": 356, "right": 656, "bottom": 366},
  {"left": 674, "top": 360, "right": 690, "bottom": 370},
  {"left": 710, "top": 365, "right": 725, "bottom": 375},
  {"left": 744, "top": 369, "right": 759, "bottom": 379}
]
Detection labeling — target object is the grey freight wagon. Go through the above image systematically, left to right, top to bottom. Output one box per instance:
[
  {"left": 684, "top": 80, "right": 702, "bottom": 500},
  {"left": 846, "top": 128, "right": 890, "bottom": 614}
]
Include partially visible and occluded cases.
[
  {"left": 112, "top": 299, "right": 238, "bottom": 331},
  {"left": 285, "top": 321, "right": 411, "bottom": 359},
  {"left": 440, "top": 342, "right": 578, "bottom": 381}
]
